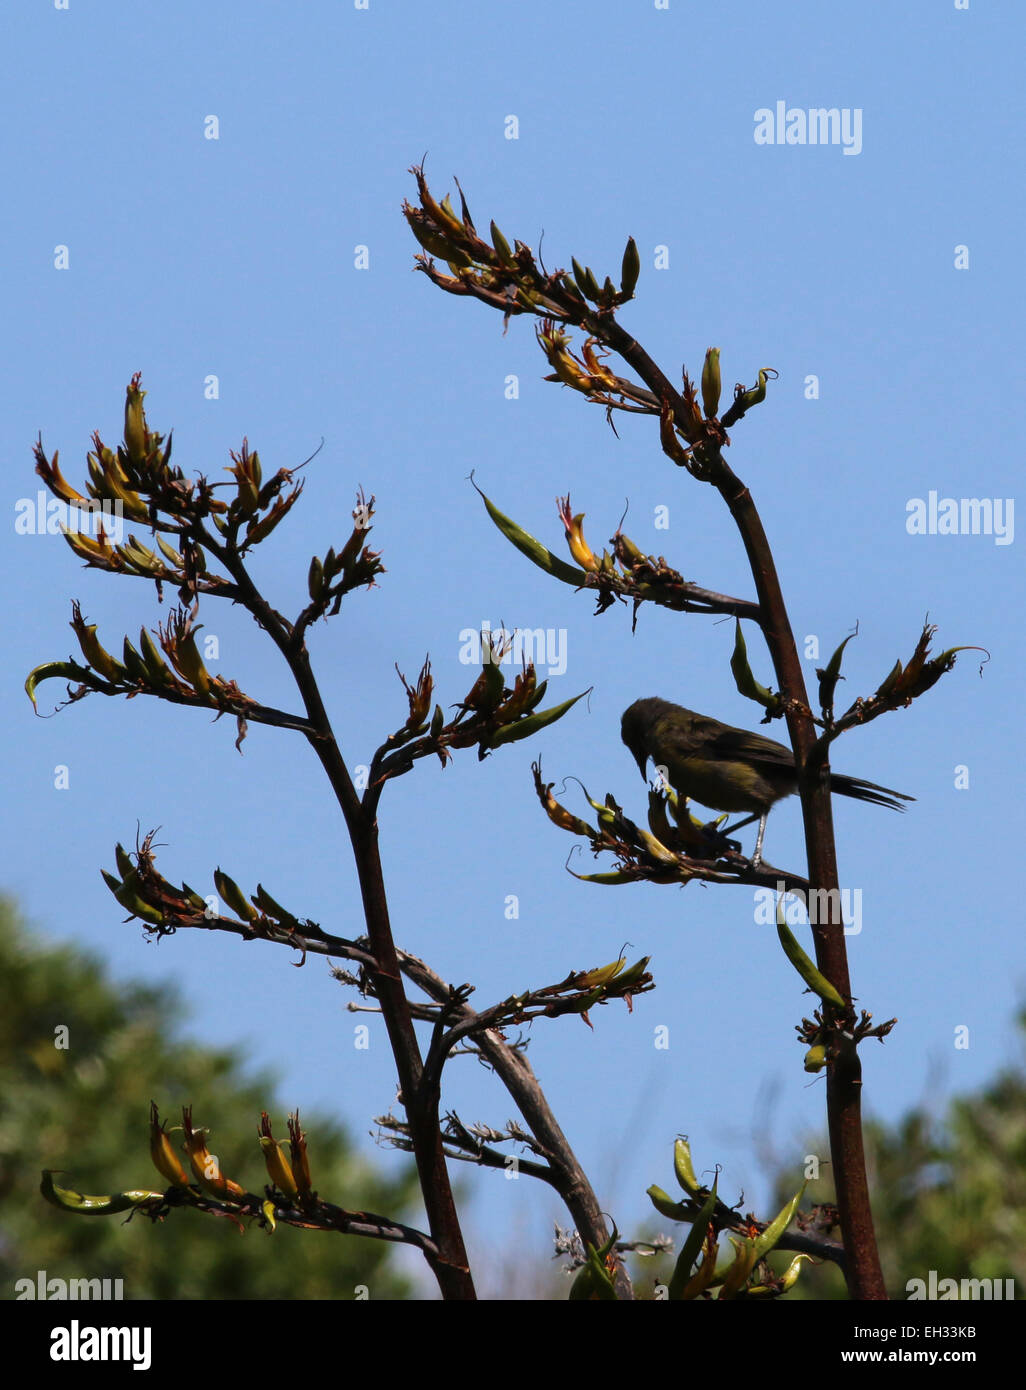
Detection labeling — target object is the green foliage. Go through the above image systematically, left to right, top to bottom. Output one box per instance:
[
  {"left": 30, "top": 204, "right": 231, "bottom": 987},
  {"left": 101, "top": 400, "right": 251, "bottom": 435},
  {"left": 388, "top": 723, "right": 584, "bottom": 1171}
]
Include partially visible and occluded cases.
[
  {"left": 0, "top": 899, "right": 417, "bottom": 1299},
  {"left": 627, "top": 1016, "right": 1026, "bottom": 1300},
  {"left": 783, "top": 1016, "right": 1026, "bottom": 1299}
]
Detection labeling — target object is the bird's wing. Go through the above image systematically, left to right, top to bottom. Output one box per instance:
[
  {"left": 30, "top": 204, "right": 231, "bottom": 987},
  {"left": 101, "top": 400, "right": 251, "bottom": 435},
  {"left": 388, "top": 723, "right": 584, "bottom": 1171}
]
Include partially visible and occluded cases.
[{"left": 699, "top": 721, "right": 796, "bottom": 769}]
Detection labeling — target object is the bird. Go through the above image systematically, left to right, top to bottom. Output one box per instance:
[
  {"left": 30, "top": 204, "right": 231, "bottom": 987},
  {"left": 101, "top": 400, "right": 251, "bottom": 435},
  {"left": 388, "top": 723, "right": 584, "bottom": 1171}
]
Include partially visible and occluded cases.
[{"left": 620, "top": 697, "right": 913, "bottom": 865}]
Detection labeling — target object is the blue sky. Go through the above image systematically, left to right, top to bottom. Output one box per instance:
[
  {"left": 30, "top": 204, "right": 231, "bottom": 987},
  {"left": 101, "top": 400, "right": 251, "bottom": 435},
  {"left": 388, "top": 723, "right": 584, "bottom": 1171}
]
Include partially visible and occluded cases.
[{"left": 3, "top": 1, "right": 1023, "bottom": 1297}]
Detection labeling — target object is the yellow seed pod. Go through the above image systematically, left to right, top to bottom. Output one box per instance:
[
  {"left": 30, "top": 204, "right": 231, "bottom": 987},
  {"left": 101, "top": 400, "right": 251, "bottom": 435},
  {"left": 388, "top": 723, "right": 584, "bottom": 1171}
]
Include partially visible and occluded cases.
[
  {"left": 701, "top": 348, "right": 722, "bottom": 418},
  {"left": 124, "top": 377, "right": 149, "bottom": 464},
  {"left": 564, "top": 512, "right": 599, "bottom": 571},
  {"left": 75, "top": 623, "right": 125, "bottom": 683},
  {"left": 171, "top": 629, "right": 212, "bottom": 697},
  {"left": 576, "top": 958, "right": 626, "bottom": 989},
  {"left": 804, "top": 1044, "right": 828, "bottom": 1073},
  {"left": 149, "top": 1103, "right": 190, "bottom": 1187},
  {"left": 181, "top": 1108, "right": 246, "bottom": 1201},
  {"left": 259, "top": 1112, "right": 299, "bottom": 1197}
]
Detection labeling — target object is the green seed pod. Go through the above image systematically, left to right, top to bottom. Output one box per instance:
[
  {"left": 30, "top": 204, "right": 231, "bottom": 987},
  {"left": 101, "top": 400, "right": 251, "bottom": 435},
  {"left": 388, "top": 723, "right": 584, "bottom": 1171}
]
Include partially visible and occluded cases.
[
  {"left": 409, "top": 216, "right": 468, "bottom": 264},
  {"left": 489, "top": 220, "right": 517, "bottom": 269},
  {"left": 620, "top": 236, "right": 640, "bottom": 298},
  {"left": 571, "top": 258, "right": 601, "bottom": 301},
  {"left": 701, "top": 348, "right": 722, "bottom": 419},
  {"left": 722, "top": 367, "right": 778, "bottom": 425},
  {"left": 473, "top": 483, "right": 586, "bottom": 586},
  {"left": 614, "top": 532, "right": 646, "bottom": 569},
  {"left": 156, "top": 536, "right": 184, "bottom": 568},
  {"left": 120, "top": 537, "right": 164, "bottom": 575},
  {"left": 730, "top": 618, "right": 779, "bottom": 712},
  {"left": 140, "top": 627, "right": 172, "bottom": 687},
  {"left": 817, "top": 630, "right": 856, "bottom": 717},
  {"left": 121, "top": 637, "right": 149, "bottom": 682},
  {"left": 876, "top": 658, "right": 904, "bottom": 697},
  {"left": 24, "top": 659, "right": 93, "bottom": 711},
  {"left": 524, "top": 678, "right": 549, "bottom": 711},
  {"left": 487, "top": 690, "right": 588, "bottom": 749},
  {"left": 637, "top": 827, "right": 681, "bottom": 866},
  {"left": 214, "top": 868, "right": 259, "bottom": 923},
  {"left": 570, "top": 869, "right": 635, "bottom": 884},
  {"left": 102, "top": 870, "right": 166, "bottom": 925},
  {"left": 181, "top": 883, "right": 209, "bottom": 913},
  {"left": 252, "top": 884, "right": 297, "bottom": 923},
  {"left": 776, "top": 902, "right": 847, "bottom": 1010},
  {"left": 611, "top": 955, "right": 651, "bottom": 991},
  {"left": 575, "top": 957, "right": 626, "bottom": 989},
  {"left": 804, "top": 1044, "right": 828, "bottom": 1073},
  {"left": 673, "top": 1138, "right": 703, "bottom": 1196},
  {"left": 41, "top": 1171, "right": 163, "bottom": 1216},
  {"left": 750, "top": 1183, "right": 807, "bottom": 1262},
  {"left": 647, "top": 1184, "right": 691, "bottom": 1221},
  {"left": 779, "top": 1252, "right": 814, "bottom": 1291}
]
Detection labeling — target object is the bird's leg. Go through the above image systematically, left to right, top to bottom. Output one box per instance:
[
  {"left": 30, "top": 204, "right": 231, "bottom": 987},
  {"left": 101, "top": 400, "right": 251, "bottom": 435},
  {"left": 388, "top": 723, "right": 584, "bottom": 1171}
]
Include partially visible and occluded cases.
[
  {"left": 710, "top": 810, "right": 769, "bottom": 863},
  {"left": 751, "top": 812, "right": 769, "bottom": 868}
]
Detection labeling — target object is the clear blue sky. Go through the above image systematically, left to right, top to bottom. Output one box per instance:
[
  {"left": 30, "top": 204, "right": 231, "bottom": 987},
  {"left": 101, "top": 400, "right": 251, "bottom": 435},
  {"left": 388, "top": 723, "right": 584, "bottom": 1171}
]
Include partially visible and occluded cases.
[{"left": 3, "top": 1, "right": 1022, "bottom": 1297}]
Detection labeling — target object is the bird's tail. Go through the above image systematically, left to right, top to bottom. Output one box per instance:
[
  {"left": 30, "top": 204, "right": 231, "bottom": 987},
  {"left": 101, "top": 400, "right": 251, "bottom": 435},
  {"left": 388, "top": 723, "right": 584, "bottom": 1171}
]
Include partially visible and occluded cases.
[{"left": 829, "top": 774, "right": 914, "bottom": 811}]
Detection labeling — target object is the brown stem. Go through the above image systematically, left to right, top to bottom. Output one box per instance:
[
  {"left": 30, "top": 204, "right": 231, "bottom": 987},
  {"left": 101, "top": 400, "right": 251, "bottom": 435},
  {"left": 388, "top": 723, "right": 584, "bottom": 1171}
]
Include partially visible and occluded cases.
[
  {"left": 597, "top": 328, "right": 886, "bottom": 1299},
  {"left": 712, "top": 472, "right": 886, "bottom": 1301},
  {"left": 210, "top": 533, "right": 475, "bottom": 1299},
  {"left": 344, "top": 813, "right": 475, "bottom": 1299},
  {"left": 398, "top": 946, "right": 633, "bottom": 1296},
  {"left": 477, "top": 1036, "right": 633, "bottom": 1298}
]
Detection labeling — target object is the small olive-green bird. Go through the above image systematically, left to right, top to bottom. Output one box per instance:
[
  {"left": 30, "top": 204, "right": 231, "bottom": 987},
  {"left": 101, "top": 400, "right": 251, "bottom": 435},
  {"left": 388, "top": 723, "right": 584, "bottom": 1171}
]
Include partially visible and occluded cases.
[{"left": 621, "top": 697, "right": 913, "bottom": 862}]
